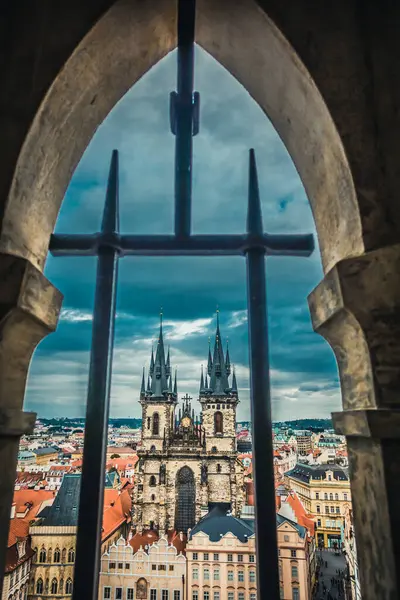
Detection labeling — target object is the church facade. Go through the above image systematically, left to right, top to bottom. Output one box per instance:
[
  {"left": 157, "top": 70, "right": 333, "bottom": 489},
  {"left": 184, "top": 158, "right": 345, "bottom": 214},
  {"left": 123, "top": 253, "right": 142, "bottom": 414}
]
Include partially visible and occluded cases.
[{"left": 132, "top": 313, "right": 245, "bottom": 534}]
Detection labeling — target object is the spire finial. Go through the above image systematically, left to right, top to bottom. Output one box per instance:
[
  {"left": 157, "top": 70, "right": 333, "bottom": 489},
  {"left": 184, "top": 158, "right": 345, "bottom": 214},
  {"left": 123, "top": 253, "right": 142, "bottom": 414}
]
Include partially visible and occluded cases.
[
  {"left": 101, "top": 150, "right": 119, "bottom": 235},
  {"left": 140, "top": 367, "right": 146, "bottom": 395}
]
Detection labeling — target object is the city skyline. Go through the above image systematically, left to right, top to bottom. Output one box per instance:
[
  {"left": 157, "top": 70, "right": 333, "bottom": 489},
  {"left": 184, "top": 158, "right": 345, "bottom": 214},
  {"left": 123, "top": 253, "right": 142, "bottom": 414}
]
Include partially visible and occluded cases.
[{"left": 25, "top": 46, "right": 340, "bottom": 422}]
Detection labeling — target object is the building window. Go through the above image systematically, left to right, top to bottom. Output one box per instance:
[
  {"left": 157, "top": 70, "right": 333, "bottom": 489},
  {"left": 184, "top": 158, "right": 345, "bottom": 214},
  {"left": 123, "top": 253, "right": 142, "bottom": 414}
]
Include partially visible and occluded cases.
[
  {"left": 214, "top": 411, "right": 223, "bottom": 434},
  {"left": 153, "top": 413, "right": 160, "bottom": 436},
  {"left": 147, "top": 417, "right": 151, "bottom": 429},
  {"left": 216, "top": 464, "right": 221, "bottom": 473},
  {"left": 149, "top": 475, "right": 157, "bottom": 487},
  {"left": 328, "top": 475, "right": 332, "bottom": 481},
  {"left": 315, "top": 492, "right": 319, "bottom": 499},
  {"left": 324, "top": 493, "right": 328, "bottom": 500},
  {"left": 330, "top": 493, "right": 333, "bottom": 500},
  {"left": 335, "top": 493, "right": 339, "bottom": 500},
  {"left": 344, "top": 493, "right": 348, "bottom": 501},
  {"left": 151, "top": 494, "right": 156, "bottom": 501},
  {"left": 316, "top": 505, "right": 321, "bottom": 513},
  {"left": 325, "top": 506, "right": 329, "bottom": 514},
  {"left": 330, "top": 506, "right": 335, "bottom": 513},
  {"left": 336, "top": 506, "right": 340, "bottom": 514},
  {"left": 317, "top": 519, "right": 322, "bottom": 527},
  {"left": 284, "top": 535, "right": 290, "bottom": 542},
  {"left": 39, "top": 548, "right": 46, "bottom": 563},
  {"left": 54, "top": 548, "right": 61, "bottom": 562},
  {"left": 68, "top": 548, "right": 75, "bottom": 562},
  {"left": 291, "top": 550, "right": 297, "bottom": 558},
  {"left": 193, "top": 552, "right": 198, "bottom": 560},
  {"left": 204, "top": 553, "right": 209, "bottom": 560},
  {"left": 214, "top": 553, "right": 219, "bottom": 561},
  {"left": 228, "top": 554, "right": 233, "bottom": 562},
  {"left": 238, "top": 554, "right": 244, "bottom": 562},
  {"left": 249, "top": 555, "right": 255, "bottom": 563},
  {"left": 110, "top": 562, "right": 116, "bottom": 569},
  {"left": 118, "top": 562, "right": 123, "bottom": 569},
  {"left": 126, "top": 563, "right": 130, "bottom": 570},
  {"left": 152, "top": 564, "right": 157, "bottom": 571},
  {"left": 158, "top": 565, "right": 166, "bottom": 571},
  {"left": 169, "top": 565, "right": 174, "bottom": 572},
  {"left": 291, "top": 565, "right": 298, "bottom": 578},
  {"left": 193, "top": 568, "right": 199, "bottom": 580},
  {"left": 204, "top": 568, "right": 210, "bottom": 580},
  {"left": 214, "top": 568, "right": 220, "bottom": 581},
  {"left": 228, "top": 570, "right": 234, "bottom": 581},
  {"left": 249, "top": 570, "right": 256, "bottom": 583},
  {"left": 238, "top": 571, "right": 244, "bottom": 582},
  {"left": 36, "top": 578, "right": 43, "bottom": 594},
  {"left": 66, "top": 578, "right": 73, "bottom": 593},
  {"left": 51, "top": 579, "right": 58, "bottom": 594},
  {"left": 104, "top": 588, "right": 111, "bottom": 599},
  {"left": 116, "top": 588, "right": 123, "bottom": 600},
  {"left": 292, "top": 588, "right": 300, "bottom": 600},
  {"left": 127, "top": 590, "right": 134, "bottom": 600},
  {"left": 151, "top": 590, "right": 157, "bottom": 600},
  {"left": 162, "top": 592, "right": 169, "bottom": 600},
  {"left": 174, "top": 592, "right": 180, "bottom": 600},
  {"left": 192, "top": 592, "right": 198, "bottom": 600},
  {"left": 203, "top": 593, "right": 209, "bottom": 600},
  {"left": 213, "top": 593, "right": 220, "bottom": 600},
  {"left": 238, "top": 593, "right": 245, "bottom": 600},
  {"left": 228, "top": 594, "right": 234, "bottom": 600},
  {"left": 250, "top": 594, "right": 256, "bottom": 600}
]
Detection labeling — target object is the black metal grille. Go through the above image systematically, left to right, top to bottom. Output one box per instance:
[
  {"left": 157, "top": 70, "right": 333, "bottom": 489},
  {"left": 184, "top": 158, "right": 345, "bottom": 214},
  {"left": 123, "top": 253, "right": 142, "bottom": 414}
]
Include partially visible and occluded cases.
[
  {"left": 48, "top": 1, "right": 314, "bottom": 599},
  {"left": 175, "top": 467, "right": 196, "bottom": 532}
]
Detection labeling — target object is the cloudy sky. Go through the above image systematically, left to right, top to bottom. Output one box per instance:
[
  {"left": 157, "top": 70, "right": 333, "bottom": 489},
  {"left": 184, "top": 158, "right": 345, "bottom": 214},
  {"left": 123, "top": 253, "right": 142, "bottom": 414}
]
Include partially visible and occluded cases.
[{"left": 25, "top": 47, "right": 340, "bottom": 422}]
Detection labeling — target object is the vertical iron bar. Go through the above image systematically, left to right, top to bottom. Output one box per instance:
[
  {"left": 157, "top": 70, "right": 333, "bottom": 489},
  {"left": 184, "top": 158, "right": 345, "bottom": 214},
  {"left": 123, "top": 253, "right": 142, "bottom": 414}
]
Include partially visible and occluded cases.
[
  {"left": 174, "top": 0, "right": 196, "bottom": 237},
  {"left": 245, "top": 149, "right": 280, "bottom": 599},
  {"left": 72, "top": 152, "right": 119, "bottom": 600}
]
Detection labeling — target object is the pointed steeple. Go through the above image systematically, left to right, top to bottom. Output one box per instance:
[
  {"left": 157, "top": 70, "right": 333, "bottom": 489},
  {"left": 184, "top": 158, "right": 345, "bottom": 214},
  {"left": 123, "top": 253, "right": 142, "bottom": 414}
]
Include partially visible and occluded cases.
[
  {"left": 208, "top": 309, "right": 230, "bottom": 396},
  {"left": 207, "top": 337, "right": 213, "bottom": 376},
  {"left": 225, "top": 340, "right": 231, "bottom": 376},
  {"left": 166, "top": 346, "right": 171, "bottom": 377},
  {"left": 150, "top": 347, "right": 155, "bottom": 376},
  {"left": 199, "top": 365, "right": 205, "bottom": 393},
  {"left": 232, "top": 365, "right": 238, "bottom": 394},
  {"left": 140, "top": 367, "right": 146, "bottom": 396},
  {"left": 173, "top": 368, "right": 178, "bottom": 396}
]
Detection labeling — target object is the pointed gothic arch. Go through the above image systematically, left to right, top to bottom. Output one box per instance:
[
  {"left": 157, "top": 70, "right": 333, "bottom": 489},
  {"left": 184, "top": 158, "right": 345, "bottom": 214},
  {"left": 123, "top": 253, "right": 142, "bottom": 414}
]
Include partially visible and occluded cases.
[
  {"left": 214, "top": 411, "right": 223, "bottom": 434},
  {"left": 152, "top": 413, "right": 160, "bottom": 436},
  {"left": 175, "top": 466, "right": 196, "bottom": 533},
  {"left": 36, "top": 578, "right": 43, "bottom": 594}
]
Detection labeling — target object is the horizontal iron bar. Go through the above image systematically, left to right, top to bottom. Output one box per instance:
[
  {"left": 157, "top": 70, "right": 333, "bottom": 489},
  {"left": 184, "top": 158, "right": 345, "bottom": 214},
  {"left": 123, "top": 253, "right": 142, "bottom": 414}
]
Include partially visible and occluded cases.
[{"left": 49, "top": 233, "right": 314, "bottom": 257}]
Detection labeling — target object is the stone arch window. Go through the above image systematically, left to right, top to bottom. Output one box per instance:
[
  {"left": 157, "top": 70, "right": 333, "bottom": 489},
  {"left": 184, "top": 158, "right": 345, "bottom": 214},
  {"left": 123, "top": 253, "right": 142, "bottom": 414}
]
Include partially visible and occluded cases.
[
  {"left": 152, "top": 412, "right": 160, "bottom": 436},
  {"left": 214, "top": 412, "right": 223, "bottom": 434},
  {"left": 150, "top": 445, "right": 156, "bottom": 453},
  {"left": 216, "top": 464, "right": 222, "bottom": 473},
  {"left": 175, "top": 466, "right": 196, "bottom": 532},
  {"left": 149, "top": 475, "right": 157, "bottom": 487},
  {"left": 329, "top": 493, "right": 333, "bottom": 500},
  {"left": 335, "top": 493, "right": 339, "bottom": 500},
  {"left": 151, "top": 494, "right": 156, "bottom": 501},
  {"left": 39, "top": 547, "right": 46, "bottom": 563},
  {"left": 53, "top": 547, "right": 61, "bottom": 562},
  {"left": 68, "top": 548, "right": 75, "bottom": 562},
  {"left": 36, "top": 578, "right": 43, "bottom": 594},
  {"left": 51, "top": 578, "right": 58, "bottom": 594},
  {"left": 65, "top": 578, "right": 73, "bottom": 594},
  {"left": 136, "top": 578, "right": 148, "bottom": 599}
]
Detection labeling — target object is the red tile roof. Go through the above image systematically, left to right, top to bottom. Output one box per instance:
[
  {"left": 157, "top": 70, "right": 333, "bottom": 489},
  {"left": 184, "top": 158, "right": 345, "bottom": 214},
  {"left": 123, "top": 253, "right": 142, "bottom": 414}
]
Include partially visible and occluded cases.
[
  {"left": 102, "top": 489, "right": 132, "bottom": 541},
  {"left": 286, "top": 492, "right": 315, "bottom": 536},
  {"left": 129, "top": 530, "right": 159, "bottom": 553}
]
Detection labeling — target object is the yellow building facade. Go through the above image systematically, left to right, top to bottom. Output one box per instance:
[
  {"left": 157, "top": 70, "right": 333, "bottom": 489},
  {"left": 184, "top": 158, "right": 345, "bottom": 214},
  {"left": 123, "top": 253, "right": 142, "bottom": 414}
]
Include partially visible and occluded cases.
[{"left": 285, "top": 464, "right": 351, "bottom": 549}]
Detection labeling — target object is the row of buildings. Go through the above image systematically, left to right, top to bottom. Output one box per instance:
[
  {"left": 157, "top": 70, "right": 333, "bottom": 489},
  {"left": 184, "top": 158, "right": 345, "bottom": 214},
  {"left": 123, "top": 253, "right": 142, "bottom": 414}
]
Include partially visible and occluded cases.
[{"left": 4, "top": 315, "right": 359, "bottom": 600}]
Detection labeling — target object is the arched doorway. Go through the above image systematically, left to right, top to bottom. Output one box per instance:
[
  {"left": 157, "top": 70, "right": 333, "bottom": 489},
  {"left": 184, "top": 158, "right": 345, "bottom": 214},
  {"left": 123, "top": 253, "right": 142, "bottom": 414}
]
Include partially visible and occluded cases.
[{"left": 175, "top": 466, "right": 196, "bottom": 532}]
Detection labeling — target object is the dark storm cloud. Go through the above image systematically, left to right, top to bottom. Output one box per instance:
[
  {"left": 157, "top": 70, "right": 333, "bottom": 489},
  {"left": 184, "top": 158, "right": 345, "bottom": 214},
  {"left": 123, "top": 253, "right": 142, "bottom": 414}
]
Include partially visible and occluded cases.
[{"left": 25, "top": 47, "right": 341, "bottom": 420}]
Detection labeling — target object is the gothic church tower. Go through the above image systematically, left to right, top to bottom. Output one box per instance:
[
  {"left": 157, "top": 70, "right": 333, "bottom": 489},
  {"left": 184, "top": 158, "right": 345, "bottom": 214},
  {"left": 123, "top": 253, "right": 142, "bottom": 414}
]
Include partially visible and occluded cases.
[{"left": 132, "top": 312, "right": 245, "bottom": 536}]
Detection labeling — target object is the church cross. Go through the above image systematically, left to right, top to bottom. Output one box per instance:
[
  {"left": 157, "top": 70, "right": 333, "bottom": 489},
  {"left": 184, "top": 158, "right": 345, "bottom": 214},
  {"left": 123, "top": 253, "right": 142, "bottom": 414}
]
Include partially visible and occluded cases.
[{"left": 49, "top": 1, "right": 313, "bottom": 599}]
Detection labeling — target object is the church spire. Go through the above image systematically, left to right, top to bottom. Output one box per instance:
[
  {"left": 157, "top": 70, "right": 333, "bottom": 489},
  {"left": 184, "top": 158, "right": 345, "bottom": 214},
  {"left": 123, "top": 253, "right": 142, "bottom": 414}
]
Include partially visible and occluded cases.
[
  {"left": 208, "top": 309, "right": 230, "bottom": 396},
  {"left": 146, "top": 310, "right": 171, "bottom": 398},
  {"left": 207, "top": 337, "right": 212, "bottom": 376},
  {"left": 225, "top": 340, "right": 231, "bottom": 376},
  {"left": 150, "top": 346, "right": 155, "bottom": 376},
  {"left": 199, "top": 365, "right": 204, "bottom": 393},
  {"left": 232, "top": 365, "right": 238, "bottom": 394},
  {"left": 140, "top": 367, "right": 146, "bottom": 396},
  {"left": 173, "top": 368, "right": 178, "bottom": 396}
]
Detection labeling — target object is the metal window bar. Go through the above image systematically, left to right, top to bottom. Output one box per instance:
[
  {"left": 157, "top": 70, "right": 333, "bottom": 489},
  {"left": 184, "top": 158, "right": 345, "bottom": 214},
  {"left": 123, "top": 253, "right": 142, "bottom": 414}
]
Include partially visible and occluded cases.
[{"left": 48, "top": 1, "right": 314, "bottom": 599}]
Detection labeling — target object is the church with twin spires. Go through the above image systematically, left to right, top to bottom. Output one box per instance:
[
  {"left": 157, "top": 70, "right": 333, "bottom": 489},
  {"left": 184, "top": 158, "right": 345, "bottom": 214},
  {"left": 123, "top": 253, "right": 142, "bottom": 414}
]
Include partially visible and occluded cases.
[{"left": 132, "top": 312, "right": 245, "bottom": 534}]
